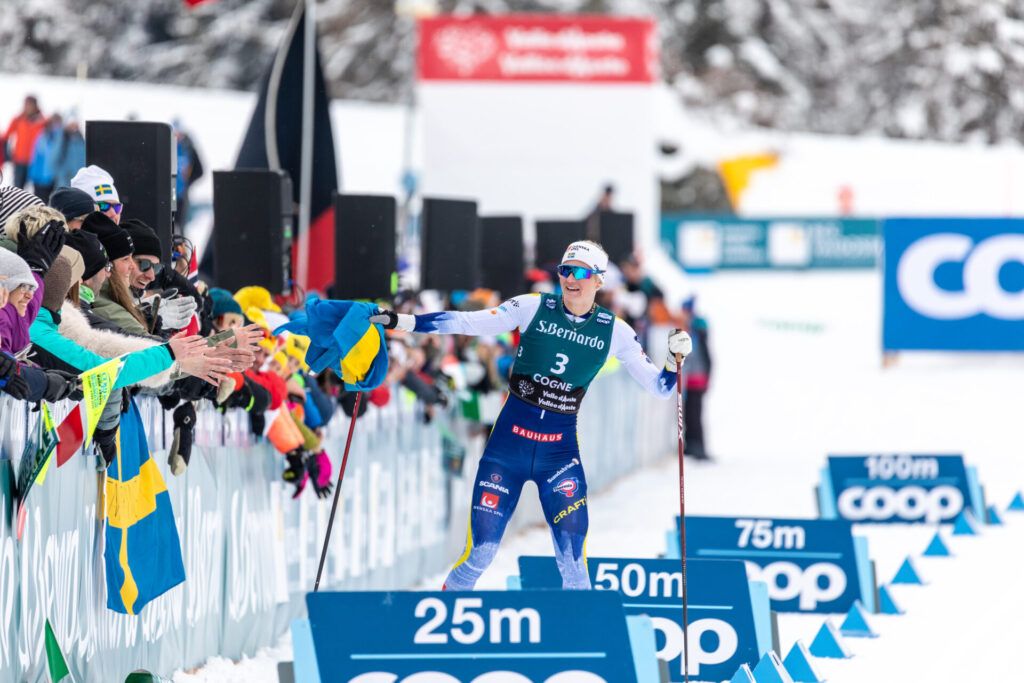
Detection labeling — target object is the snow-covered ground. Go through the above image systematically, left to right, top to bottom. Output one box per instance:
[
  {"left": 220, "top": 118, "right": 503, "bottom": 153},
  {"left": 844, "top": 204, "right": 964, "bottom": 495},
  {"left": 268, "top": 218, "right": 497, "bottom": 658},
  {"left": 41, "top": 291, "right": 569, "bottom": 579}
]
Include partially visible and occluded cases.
[{"left": 173, "top": 269, "right": 1024, "bottom": 682}]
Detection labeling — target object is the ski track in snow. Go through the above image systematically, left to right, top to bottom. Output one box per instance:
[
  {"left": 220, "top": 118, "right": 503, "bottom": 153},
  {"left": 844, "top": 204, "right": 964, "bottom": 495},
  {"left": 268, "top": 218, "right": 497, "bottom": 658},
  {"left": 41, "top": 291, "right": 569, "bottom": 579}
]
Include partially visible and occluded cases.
[{"left": 175, "top": 271, "right": 1024, "bottom": 682}]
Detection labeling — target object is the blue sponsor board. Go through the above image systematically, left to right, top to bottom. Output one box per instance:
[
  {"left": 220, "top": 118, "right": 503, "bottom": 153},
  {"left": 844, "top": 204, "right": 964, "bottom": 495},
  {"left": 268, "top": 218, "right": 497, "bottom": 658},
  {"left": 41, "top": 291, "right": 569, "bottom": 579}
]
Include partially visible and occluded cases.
[
  {"left": 661, "top": 214, "right": 879, "bottom": 271},
  {"left": 883, "top": 218, "right": 1024, "bottom": 350},
  {"left": 820, "top": 454, "right": 983, "bottom": 524},
  {"left": 673, "top": 516, "right": 873, "bottom": 614},
  {"left": 518, "top": 556, "right": 768, "bottom": 682},
  {"left": 304, "top": 590, "right": 640, "bottom": 683}
]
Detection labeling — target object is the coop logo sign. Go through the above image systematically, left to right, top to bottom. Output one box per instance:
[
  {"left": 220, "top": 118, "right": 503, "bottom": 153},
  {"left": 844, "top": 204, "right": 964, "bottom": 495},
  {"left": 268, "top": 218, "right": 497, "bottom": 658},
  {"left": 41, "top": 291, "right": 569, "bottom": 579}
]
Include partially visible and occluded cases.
[
  {"left": 418, "top": 15, "right": 657, "bottom": 83},
  {"left": 883, "top": 218, "right": 1024, "bottom": 350},
  {"left": 898, "top": 233, "right": 1024, "bottom": 318},
  {"left": 824, "top": 454, "right": 978, "bottom": 524},
  {"left": 682, "top": 516, "right": 868, "bottom": 614},
  {"left": 518, "top": 556, "right": 765, "bottom": 681}
]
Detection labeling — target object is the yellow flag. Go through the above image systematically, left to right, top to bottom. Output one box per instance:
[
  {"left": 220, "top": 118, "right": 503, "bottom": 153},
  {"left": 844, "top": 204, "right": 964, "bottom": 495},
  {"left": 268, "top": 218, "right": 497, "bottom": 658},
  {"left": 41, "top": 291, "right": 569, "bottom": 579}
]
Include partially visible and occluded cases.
[
  {"left": 717, "top": 152, "right": 779, "bottom": 208},
  {"left": 81, "top": 357, "right": 124, "bottom": 448},
  {"left": 34, "top": 404, "right": 56, "bottom": 485}
]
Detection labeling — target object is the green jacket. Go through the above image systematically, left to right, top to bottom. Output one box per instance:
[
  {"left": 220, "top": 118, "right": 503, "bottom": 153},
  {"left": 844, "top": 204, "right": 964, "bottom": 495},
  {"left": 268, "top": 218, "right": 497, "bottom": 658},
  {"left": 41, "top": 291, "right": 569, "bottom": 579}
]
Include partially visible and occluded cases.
[
  {"left": 91, "top": 280, "right": 152, "bottom": 337},
  {"left": 29, "top": 308, "right": 173, "bottom": 389}
]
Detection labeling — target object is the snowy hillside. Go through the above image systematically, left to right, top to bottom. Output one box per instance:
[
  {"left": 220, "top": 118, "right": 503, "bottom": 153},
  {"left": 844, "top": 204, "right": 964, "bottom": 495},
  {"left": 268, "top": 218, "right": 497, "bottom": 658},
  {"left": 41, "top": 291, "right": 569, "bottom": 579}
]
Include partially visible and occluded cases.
[{"left": 4, "top": 0, "right": 1024, "bottom": 143}]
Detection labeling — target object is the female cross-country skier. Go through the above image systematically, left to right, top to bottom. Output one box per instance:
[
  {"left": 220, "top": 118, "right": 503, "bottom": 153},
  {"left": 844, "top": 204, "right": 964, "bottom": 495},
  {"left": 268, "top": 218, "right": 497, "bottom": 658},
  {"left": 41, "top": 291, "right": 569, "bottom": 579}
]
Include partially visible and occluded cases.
[{"left": 370, "top": 241, "right": 692, "bottom": 589}]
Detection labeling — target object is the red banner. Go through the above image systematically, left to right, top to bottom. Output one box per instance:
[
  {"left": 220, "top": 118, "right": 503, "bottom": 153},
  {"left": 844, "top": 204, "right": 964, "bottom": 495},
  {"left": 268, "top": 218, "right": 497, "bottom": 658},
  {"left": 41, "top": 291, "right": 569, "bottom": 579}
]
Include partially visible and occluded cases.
[{"left": 418, "top": 15, "right": 658, "bottom": 83}]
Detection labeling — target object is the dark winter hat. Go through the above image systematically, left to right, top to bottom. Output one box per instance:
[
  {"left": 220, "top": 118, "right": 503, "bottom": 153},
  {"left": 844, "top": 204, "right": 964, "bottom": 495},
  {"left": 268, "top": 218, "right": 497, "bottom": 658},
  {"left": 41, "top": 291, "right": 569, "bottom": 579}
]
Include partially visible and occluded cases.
[
  {"left": 48, "top": 187, "right": 95, "bottom": 221},
  {"left": 82, "top": 212, "right": 133, "bottom": 261},
  {"left": 120, "top": 218, "right": 162, "bottom": 258},
  {"left": 65, "top": 230, "right": 108, "bottom": 280},
  {"left": 209, "top": 287, "right": 243, "bottom": 318}
]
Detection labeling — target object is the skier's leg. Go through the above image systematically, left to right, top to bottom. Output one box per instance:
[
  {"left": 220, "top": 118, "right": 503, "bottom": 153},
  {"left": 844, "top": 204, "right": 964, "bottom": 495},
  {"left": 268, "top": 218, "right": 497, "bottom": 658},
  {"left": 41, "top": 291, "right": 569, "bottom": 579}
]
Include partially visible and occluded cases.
[
  {"left": 443, "top": 456, "right": 525, "bottom": 590},
  {"left": 538, "top": 456, "right": 590, "bottom": 589}
]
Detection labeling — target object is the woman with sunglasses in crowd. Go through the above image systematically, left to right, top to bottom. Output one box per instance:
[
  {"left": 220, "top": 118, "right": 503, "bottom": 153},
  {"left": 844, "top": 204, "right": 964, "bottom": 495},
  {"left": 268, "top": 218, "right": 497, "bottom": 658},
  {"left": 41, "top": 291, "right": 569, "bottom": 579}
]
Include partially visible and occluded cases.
[{"left": 371, "top": 240, "right": 693, "bottom": 591}]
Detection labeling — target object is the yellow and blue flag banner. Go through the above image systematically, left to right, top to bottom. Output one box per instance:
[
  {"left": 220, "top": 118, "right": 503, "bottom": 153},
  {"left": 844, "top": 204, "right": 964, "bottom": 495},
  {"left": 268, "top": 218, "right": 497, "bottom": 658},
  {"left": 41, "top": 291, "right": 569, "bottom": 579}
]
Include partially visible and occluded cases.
[
  {"left": 274, "top": 295, "right": 389, "bottom": 390},
  {"left": 104, "top": 397, "right": 185, "bottom": 614}
]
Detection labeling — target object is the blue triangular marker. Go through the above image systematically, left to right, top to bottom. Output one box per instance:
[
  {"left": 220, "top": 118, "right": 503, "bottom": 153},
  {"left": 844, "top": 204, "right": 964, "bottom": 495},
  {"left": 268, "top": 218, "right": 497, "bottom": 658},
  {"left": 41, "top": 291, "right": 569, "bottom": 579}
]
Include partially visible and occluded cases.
[
  {"left": 1009, "top": 492, "right": 1024, "bottom": 511},
  {"left": 988, "top": 505, "right": 1004, "bottom": 525},
  {"left": 952, "top": 510, "right": 978, "bottom": 535},
  {"left": 923, "top": 532, "right": 951, "bottom": 557},
  {"left": 892, "top": 557, "right": 924, "bottom": 585},
  {"left": 879, "top": 584, "right": 904, "bottom": 615},
  {"left": 840, "top": 600, "right": 878, "bottom": 638},
  {"left": 809, "top": 618, "right": 851, "bottom": 659},
  {"left": 783, "top": 640, "right": 824, "bottom": 683},
  {"left": 752, "top": 651, "right": 795, "bottom": 683},
  {"left": 729, "top": 663, "right": 757, "bottom": 683}
]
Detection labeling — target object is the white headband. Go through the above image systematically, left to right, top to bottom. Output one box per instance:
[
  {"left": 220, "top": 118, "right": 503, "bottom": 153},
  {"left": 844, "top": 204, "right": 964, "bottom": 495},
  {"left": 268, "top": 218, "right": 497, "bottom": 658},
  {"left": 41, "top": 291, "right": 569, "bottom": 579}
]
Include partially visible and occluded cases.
[{"left": 561, "top": 241, "right": 608, "bottom": 276}]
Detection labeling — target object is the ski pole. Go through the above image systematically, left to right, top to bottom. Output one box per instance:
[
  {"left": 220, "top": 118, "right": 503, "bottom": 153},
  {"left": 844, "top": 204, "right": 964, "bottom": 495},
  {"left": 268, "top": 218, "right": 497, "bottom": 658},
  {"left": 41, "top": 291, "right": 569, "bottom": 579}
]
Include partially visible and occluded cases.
[
  {"left": 675, "top": 354, "right": 690, "bottom": 683},
  {"left": 314, "top": 391, "right": 362, "bottom": 592}
]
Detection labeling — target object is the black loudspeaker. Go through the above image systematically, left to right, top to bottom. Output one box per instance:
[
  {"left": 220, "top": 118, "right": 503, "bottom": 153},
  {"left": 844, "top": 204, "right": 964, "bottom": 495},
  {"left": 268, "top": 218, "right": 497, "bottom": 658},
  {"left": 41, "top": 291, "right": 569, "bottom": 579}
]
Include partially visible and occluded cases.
[
  {"left": 85, "top": 121, "right": 175, "bottom": 263},
  {"left": 212, "top": 170, "right": 294, "bottom": 294},
  {"left": 333, "top": 194, "right": 396, "bottom": 300},
  {"left": 421, "top": 198, "right": 479, "bottom": 291},
  {"left": 599, "top": 211, "right": 635, "bottom": 266},
  {"left": 480, "top": 216, "right": 525, "bottom": 298},
  {"left": 535, "top": 220, "right": 586, "bottom": 269}
]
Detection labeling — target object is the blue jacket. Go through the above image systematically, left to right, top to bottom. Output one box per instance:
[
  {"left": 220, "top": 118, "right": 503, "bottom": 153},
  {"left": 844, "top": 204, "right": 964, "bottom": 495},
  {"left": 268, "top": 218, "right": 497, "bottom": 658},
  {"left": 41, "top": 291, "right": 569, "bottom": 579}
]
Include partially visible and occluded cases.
[
  {"left": 28, "top": 126, "right": 62, "bottom": 187},
  {"left": 53, "top": 131, "right": 85, "bottom": 187},
  {"left": 29, "top": 308, "right": 173, "bottom": 389}
]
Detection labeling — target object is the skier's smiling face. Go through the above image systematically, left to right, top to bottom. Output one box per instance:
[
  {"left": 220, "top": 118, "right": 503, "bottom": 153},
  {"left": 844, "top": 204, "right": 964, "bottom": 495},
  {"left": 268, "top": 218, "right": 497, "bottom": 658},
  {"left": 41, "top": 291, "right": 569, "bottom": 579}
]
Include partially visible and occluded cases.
[{"left": 559, "top": 259, "right": 600, "bottom": 309}]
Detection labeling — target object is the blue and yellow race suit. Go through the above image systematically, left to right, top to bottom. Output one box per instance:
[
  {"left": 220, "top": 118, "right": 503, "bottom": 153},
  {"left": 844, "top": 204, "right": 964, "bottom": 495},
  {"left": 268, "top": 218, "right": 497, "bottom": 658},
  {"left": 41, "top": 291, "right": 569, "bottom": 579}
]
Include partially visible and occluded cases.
[{"left": 412, "top": 293, "right": 675, "bottom": 589}]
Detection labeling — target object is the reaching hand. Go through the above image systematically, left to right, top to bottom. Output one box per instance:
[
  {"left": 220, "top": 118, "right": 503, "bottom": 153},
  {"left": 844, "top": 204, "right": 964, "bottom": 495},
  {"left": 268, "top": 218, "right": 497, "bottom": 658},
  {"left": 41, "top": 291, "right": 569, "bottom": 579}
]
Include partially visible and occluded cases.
[
  {"left": 17, "top": 219, "right": 66, "bottom": 275},
  {"left": 157, "top": 295, "right": 198, "bottom": 331},
  {"left": 369, "top": 309, "right": 415, "bottom": 332},
  {"left": 232, "top": 323, "right": 265, "bottom": 350},
  {"left": 167, "top": 332, "right": 207, "bottom": 361},
  {"left": 208, "top": 338, "right": 255, "bottom": 372},
  {"left": 0, "top": 352, "right": 17, "bottom": 380},
  {"left": 178, "top": 354, "right": 233, "bottom": 386},
  {"left": 43, "top": 370, "right": 83, "bottom": 402},
  {"left": 0, "top": 373, "right": 31, "bottom": 400},
  {"left": 307, "top": 450, "right": 333, "bottom": 499}
]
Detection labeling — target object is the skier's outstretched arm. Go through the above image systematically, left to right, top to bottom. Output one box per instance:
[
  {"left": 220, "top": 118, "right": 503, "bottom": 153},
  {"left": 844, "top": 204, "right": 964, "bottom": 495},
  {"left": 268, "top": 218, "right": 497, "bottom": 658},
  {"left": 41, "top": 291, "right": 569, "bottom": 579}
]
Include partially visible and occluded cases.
[
  {"left": 370, "top": 294, "right": 540, "bottom": 336},
  {"left": 611, "top": 318, "right": 692, "bottom": 399}
]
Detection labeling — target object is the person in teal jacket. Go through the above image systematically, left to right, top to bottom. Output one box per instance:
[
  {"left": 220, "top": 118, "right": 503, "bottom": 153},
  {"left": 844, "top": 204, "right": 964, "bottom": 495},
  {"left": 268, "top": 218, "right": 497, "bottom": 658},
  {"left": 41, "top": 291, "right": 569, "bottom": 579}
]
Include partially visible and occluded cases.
[{"left": 29, "top": 306, "right": 176, "bottom": 389}]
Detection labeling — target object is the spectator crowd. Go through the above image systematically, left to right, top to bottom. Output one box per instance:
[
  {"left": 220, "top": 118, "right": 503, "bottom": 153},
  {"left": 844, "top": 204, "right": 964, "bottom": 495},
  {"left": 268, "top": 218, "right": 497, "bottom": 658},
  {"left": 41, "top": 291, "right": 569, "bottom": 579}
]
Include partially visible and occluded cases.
[{"left": 0, "top": 93, "right": 713, "bottom": 506}]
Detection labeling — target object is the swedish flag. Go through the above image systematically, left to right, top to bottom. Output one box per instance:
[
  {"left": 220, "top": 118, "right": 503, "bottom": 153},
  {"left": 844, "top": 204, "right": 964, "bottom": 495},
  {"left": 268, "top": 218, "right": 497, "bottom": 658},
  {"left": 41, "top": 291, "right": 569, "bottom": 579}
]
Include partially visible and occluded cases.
[
  {"left": 94, "top": 184, "right": 113, "bottom": 197},
  {"left": 274, "top": 295, "right": 389, "bottom": 390},
  {"left": 104, "top": 398, "right": 185, "bottom": 614}
]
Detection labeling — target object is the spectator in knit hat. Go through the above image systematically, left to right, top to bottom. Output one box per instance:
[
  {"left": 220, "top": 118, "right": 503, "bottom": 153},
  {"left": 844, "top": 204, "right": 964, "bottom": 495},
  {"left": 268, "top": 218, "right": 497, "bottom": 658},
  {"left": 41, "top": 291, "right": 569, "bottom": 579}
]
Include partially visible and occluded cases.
[
  {"left": 70, "top": 165, "right": 121, "bottom": 224},
  {"left": 0, "top": 176, "right": 44, "bottom": 235},
  {"left": 48, "top": 187, "right": 95, "bottom": 230},
  {"left": 0, "top": 210, "right": 66, "bottom": 353},
  {"left": 81, "top": 212, "right": 152, "bottom": 336},
  {"left": 120, "top": 218, "right": 198, "bottom": 336},
  {"left": 121, "top": 218, "right": 163, "bottom": 291},
  {"left": 64, "top": 230, "right": 129, "bottom": 335},
  {"left": 0, "top": 248, "right": 38, "bottom": 353},
  {"left": 0, "top": 248, "right": 81, "bottom": 403},
  {"left": 40, "top": 250, "right": 84, "bottom": 314},
  {"left": 210, "top": 287, "right": 244, "bottom": 331}
]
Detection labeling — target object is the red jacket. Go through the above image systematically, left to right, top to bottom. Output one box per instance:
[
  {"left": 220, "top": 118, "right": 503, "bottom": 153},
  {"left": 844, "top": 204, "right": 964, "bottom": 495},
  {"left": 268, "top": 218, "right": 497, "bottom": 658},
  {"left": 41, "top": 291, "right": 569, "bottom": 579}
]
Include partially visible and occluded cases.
[
  {"left": 4, "top": 114, "right": 46, "bottom": 165},
  {"left": 245, "top": 368, "right": 288, "bottom": 411}
]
